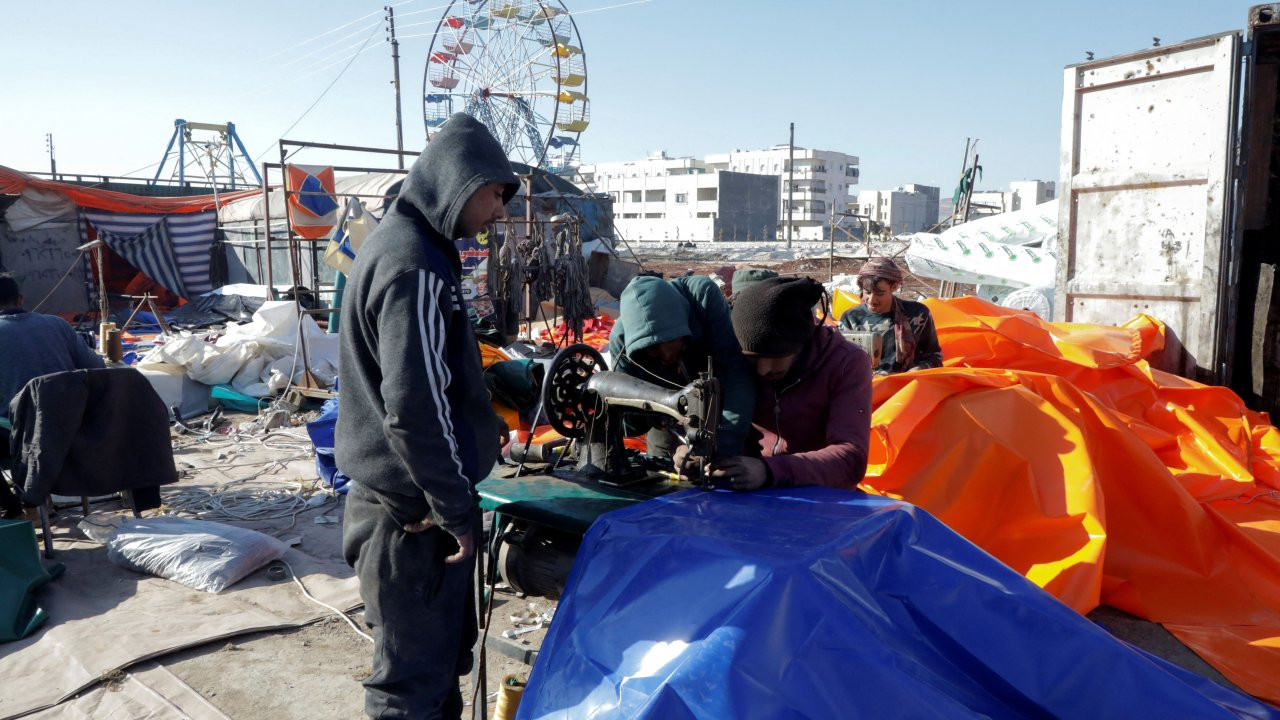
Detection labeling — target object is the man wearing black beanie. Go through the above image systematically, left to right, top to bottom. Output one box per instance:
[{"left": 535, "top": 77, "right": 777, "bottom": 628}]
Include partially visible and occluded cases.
[{"left": 701, "top": 276, "right": 873, "bottom": 491}]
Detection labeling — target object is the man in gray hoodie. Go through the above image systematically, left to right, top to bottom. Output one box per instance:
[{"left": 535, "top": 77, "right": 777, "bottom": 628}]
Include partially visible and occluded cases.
[{"left": 337, "top": 114, "right": 517, "bottom": 719}]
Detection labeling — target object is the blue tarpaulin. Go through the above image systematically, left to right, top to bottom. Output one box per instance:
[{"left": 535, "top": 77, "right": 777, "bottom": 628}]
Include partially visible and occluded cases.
[
  {"left": 305, "top": 397, "right": 349, "bottom": 494},
  {"left": 519, "top": 489, "right": 1279, "bottom": 719}
]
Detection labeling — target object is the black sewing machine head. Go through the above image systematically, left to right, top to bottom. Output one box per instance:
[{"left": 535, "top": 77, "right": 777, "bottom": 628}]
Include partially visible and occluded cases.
[{"left": 542, "top": 344, "right": 720, "bottom": 486}]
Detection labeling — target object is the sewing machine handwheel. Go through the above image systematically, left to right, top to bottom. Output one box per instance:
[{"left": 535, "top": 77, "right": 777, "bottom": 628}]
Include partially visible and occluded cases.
[{"left": 543, "top": 343, "right": 607, "bottom": 439}]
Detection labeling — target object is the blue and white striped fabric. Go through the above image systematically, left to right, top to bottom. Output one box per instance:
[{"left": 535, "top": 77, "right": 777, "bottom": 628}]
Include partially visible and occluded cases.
[
  {"left": 80, "top": 210, "right": 216, "bottom": 296},
  {"left": 97, "top": 219, "right": 187, "bottom": 297}
]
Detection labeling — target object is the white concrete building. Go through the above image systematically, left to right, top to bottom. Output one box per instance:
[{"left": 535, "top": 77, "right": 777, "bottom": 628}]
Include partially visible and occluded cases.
[
  {"left": 704, "top": 146, "right": 860, "bottom": 241},
  {"left": 577, "top": 152, "right": 779, "bottom": 242},
  {"left": 966, "top": 180, "right": 1056, "bottom": 220},
  {"left": 1009, "top": 180, "right": 1056, "bottom": 209},
  {"left": 901, "top": 184, "right": 940, "bottom": 229},
  {"left": 853, "top": 185, "right": 939, "bottom": 236},
  {"left": 969, "top": 190, "right": 1014, "bottom": 217}
]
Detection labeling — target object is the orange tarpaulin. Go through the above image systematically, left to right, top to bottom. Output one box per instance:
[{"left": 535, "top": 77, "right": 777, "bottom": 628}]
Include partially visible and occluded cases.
[
  {"left": 0, "top": 165, "right": 258, "bottom": 214},
  {"left": 865, "top": 296, "right": 1280, "bottom": 703}
]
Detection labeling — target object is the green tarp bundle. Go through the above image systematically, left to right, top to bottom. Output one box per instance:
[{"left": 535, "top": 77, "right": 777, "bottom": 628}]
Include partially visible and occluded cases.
[{"left": 0, "top": 519, "right": 62, "bottom": 642}]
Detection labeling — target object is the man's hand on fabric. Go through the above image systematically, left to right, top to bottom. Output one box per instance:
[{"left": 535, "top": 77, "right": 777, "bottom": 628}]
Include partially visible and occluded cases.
[
  {"left": 497, "top": 417, "right": 511, "bottom": 448},
  {"left": 673, "top": 444, "right": 707, "bottom": 482},
  {"left": 707, "top": 456, "right": 769, "bottom": 491},
  {"left": 402, "top": 516, "right": 476, "bottom": 564}
]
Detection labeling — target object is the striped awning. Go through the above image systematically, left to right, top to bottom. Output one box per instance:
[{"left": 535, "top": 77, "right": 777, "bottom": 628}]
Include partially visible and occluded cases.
[{"left": 81, "top": 210, "right": 217, "bottom": 297}]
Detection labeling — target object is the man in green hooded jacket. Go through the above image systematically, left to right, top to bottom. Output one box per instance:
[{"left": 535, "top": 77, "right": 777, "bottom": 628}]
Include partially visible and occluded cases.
[{"left": 607, "top": 274, "right": 755, "bottom": 464}]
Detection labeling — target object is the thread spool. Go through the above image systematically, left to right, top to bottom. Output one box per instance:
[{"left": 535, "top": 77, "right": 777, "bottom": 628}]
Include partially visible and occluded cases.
[
  {"left": 98, "top": 322, "right": 116, "bottom": 354},
  {"left": 105, "top": 329, "right": 124, "bottom": 363},
  {"left": 493, "top": 674, "right": 527, "bottom": 720}
]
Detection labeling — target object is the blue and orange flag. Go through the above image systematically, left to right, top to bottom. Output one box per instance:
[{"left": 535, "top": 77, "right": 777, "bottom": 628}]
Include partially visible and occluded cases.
[{"left": 285, "top": 164, "right": 338, "bottom": 239}]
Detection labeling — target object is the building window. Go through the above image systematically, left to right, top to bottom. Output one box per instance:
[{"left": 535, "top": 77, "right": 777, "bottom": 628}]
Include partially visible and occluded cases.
[{"left": 675, "top": 193, "right": 688, "bottom": 204}]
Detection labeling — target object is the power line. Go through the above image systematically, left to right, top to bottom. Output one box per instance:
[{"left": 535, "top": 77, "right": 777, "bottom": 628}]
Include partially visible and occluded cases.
[
  {"left": 394, "top": 0, "right": 656, "bottom": 39},
  {"left": 565, "top": 0, "right": 656, "bottom": 17},
  {"left": 393, "top": 2, "right": 458, "bottom": 20},
  {"left": 259, "top": 8, "right": 384, "bottom": 63},
  {"left": 273, "top": 20, "right": 382, "bottom": 72},
  {"left": 254, "top": 24, "right": 383, "bottom": 162},
  {"left": 242, "top": 31, "right": 387, "bottom": 102},
  {"left": 278, "top": 42, "right": 385, "bottom": 90}
]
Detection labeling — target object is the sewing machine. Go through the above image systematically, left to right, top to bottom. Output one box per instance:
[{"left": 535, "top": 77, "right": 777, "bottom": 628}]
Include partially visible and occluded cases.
[
  {"left": 478, "top": 343, "right": 722, "bottom": 602},
  {"left": 539, "top": 344, "right": 720, "bottom": 486}
]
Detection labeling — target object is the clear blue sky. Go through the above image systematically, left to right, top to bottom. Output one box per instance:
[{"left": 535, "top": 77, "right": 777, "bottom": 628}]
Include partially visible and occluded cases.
[{"left": 0, "top": 0, "right": 1256, "bottom": 193}]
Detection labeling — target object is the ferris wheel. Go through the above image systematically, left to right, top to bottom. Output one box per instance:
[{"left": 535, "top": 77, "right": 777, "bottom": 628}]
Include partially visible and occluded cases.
[{"left": 424, "top": 0, "right": 589, "bottom": 173}]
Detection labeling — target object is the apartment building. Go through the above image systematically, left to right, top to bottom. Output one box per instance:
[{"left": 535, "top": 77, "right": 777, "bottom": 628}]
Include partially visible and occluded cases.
[
  {"left": 704, "top": 146, "right": 860, "bottom": 241},
  {"left": 578, "top": 152, "right": 779, "bottom": 242},
  {"left": 852, "top": 185, "right": 940, "bottom": 236}
]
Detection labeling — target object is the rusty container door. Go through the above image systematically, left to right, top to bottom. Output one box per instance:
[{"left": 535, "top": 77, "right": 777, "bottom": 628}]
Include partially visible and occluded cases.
[{"left": 1056, "top": 33, "right": 1242, "bottom": 382}]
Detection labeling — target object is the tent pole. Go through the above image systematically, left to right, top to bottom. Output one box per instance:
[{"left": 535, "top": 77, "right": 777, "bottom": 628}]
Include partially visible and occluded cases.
[
  {"left": 262, "top": 162, "right": 275, "bottom": 298},
  {"left": 95, "top": 244, "right": 107, "bottom": 323}
]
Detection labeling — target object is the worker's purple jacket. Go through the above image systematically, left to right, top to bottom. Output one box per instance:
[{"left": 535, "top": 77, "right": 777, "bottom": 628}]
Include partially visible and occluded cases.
[{"left": 746, "top": 324, "right": 873, "bottom": 489}]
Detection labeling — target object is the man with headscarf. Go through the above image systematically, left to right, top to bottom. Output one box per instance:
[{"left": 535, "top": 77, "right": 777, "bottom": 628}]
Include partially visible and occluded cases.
[
  {"left": 839, "top": 257, "right": 943, "bottom": 375},
  {"left": 697, "top": 276, "right": 872, "bottom": 491}
]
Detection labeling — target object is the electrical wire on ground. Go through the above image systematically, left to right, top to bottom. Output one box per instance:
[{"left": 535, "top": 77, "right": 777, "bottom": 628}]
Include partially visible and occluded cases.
[
  {"left": 163, "top": 478, "right": 312, "bottom": 522},
  {"left": 280, "top": 558, "right": 374, "bottom": 643}
]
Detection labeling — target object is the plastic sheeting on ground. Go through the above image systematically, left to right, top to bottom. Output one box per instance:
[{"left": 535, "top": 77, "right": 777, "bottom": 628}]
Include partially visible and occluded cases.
[
  {"left": 860, "top": 296, "right": 1280, "bottom": 704},
  {"left": 140, "top": 301, "right": 337, "bottom": 397},
  {"left": 521, "top": 488, "right": 1278, "bottom": 719}
]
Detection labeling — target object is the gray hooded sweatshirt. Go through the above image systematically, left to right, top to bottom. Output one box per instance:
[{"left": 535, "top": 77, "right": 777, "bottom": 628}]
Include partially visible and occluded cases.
[{"left": 336, "top": 113, "right": 518, "bottom": 536}]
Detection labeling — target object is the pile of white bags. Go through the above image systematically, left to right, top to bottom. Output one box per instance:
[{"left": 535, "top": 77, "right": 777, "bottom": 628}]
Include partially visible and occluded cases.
[{"left": 141, "top": 301, "right": 338, "bottom": 397}]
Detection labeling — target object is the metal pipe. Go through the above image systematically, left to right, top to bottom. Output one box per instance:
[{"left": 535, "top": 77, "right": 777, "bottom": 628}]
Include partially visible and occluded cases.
[
  {"left": 278, "top": 138, "right": 420, "bottom": 157},
  {"left": 262, "top": 161, "right": 275, "bottom": 297}
]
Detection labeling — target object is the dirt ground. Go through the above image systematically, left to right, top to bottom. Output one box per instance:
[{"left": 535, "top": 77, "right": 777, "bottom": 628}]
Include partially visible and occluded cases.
[{"left": 159, "top": 582, "right": 549, "bottom": 719}]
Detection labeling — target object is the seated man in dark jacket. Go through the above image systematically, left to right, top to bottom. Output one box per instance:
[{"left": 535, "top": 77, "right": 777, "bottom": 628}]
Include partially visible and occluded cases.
[
  {"left": 0, "top": 273, "right": 104, "bottom": 518},
  {"left": 608, "top": 274, "right": 755, "bottom": 463},
  {"left": 705, "top": 276, "right": 873, "bottom": 491}
]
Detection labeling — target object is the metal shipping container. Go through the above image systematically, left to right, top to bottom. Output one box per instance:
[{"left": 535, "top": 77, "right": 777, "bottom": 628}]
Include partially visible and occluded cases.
[{"left": 1056, "top": 33, "right": 1242, "bottom": 383}]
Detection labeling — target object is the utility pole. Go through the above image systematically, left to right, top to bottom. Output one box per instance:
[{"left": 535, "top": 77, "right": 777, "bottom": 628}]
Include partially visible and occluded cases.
[
  {"left": 386, "top": 5, "right": 405, "bottom": 169},
  {"left": 787, "top": 122, "right": 795, "bottom": 249},
  {"left": 45, "top": 133, "right": 56, "bottom": 178}
]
